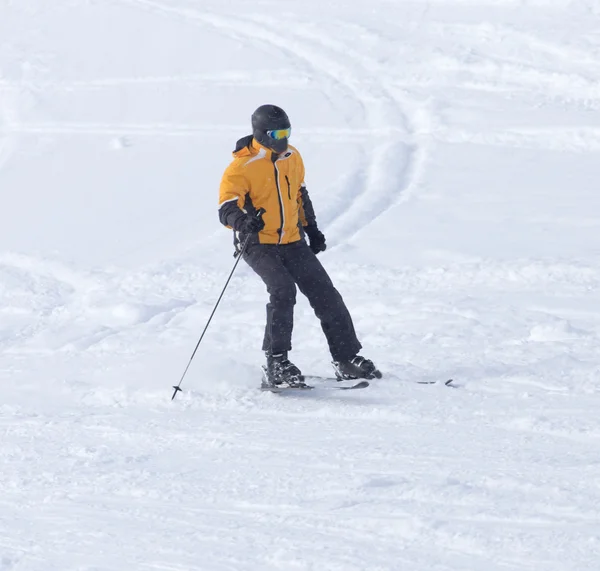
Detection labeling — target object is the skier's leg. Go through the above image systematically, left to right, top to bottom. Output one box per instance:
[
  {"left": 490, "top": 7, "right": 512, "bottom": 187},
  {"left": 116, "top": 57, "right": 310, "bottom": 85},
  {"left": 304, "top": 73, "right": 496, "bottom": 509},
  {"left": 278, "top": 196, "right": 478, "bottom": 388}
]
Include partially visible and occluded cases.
[
  {"left": 282, "top": 241, "right": 362, "bottom": 361},
  {"left": 243, "top": 244, "right": 297, "bottom": 355}
]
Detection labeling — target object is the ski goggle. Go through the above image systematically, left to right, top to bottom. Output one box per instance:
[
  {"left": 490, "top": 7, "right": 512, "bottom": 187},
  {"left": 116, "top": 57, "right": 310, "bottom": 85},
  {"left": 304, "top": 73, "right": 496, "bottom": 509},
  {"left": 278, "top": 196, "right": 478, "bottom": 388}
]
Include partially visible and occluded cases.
[{"left": 266, "top": 127, "right": 291, "bottom": 140}]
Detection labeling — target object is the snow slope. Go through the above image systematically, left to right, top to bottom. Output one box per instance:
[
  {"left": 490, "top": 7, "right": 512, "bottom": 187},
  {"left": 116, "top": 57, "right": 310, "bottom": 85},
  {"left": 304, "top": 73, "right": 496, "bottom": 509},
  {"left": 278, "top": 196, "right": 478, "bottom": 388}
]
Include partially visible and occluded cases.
[{"left": 2, "top": 1, "right": 600, "bottom": 569}]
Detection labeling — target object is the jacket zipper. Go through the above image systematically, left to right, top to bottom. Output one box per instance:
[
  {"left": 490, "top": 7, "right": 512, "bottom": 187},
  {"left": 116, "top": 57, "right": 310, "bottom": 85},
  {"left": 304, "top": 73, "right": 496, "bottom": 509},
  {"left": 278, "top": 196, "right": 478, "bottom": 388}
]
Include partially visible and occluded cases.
[
  {"left": 273, "top": 161, "right": 285, "bottom": 244},
  {"left": 285, "top": 175, "right": 291, "bottom": 200}
]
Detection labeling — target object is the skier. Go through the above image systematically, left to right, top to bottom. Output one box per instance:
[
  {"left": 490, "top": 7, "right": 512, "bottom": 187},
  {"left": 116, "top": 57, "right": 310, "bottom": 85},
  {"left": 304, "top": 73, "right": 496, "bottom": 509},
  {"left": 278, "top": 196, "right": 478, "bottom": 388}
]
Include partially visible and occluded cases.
[{"left": 218, "top": 104, "right": 381, "bottom": 388}]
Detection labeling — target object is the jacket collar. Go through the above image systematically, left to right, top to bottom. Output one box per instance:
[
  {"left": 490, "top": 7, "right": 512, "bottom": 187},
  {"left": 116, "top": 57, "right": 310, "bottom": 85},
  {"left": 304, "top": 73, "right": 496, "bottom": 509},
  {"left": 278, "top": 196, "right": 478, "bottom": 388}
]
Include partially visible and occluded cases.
[
  {"left": 232, "top": 136, "right": 292, "bottom": 161},
  {"left": 251, "top": 138, "right": 277, "bottom": 160},
  {"left": 254, "top": 138, "right": 295, "bottom": 161}
]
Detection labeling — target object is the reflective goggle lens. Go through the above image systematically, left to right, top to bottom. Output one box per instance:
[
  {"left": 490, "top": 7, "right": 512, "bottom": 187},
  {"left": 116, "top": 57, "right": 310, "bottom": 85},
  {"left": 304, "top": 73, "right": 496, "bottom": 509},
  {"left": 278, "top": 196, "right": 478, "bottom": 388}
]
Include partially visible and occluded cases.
[{"left": 266, "top": 128, "right": 291, "bottom": 140}]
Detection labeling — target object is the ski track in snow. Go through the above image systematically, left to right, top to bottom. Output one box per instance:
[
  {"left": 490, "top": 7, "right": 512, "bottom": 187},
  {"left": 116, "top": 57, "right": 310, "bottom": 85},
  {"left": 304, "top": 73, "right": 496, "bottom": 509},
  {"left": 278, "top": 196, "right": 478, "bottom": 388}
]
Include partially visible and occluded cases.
[
  {"left": 2, "top": 1, "right": 600, "bottom": 570},
  {"left": 231, "top": 14, "right": 426, "bottom": 244}
]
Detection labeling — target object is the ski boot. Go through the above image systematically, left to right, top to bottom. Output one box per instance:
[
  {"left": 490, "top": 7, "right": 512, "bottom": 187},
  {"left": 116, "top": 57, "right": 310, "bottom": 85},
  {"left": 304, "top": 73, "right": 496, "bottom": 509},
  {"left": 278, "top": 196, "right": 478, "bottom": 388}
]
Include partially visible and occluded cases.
[
  {"left": 262, "top": 352, "right": 309, "bottom": 389},
  {"left": 332, "top": 355, "right": 382, "bottom": 381}
]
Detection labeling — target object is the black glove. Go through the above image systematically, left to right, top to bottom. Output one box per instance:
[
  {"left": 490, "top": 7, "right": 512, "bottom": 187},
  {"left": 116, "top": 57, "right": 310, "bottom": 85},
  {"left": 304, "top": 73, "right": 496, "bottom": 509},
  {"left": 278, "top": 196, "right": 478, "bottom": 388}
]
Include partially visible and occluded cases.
[
  {"left": 238, "top": 213, "right": 265, "bottom": 234},
  {"left": 304, "top": 226, "right": 326, "bottom": 254}
]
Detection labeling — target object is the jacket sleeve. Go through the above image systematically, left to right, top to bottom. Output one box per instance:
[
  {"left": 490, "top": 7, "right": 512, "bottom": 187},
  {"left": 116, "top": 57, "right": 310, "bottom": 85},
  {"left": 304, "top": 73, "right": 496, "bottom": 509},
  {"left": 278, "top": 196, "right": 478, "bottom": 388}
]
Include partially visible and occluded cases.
[
  {"left": 296, "top": 154, "right": 318, "bottom": 228},
  {"left": 218, "top": 162, "right": 248, "bottom": 231},
  {"left": 298, "top": 183, "right": 317, "bottom": 228}
]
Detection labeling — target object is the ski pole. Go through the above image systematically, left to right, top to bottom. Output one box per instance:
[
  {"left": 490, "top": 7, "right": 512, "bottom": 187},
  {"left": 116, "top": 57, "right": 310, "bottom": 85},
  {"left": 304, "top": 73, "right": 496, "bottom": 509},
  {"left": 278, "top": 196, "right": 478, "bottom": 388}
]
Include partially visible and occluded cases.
[{"left": 171, "top": 208, "right": 265, "bottom": 401}]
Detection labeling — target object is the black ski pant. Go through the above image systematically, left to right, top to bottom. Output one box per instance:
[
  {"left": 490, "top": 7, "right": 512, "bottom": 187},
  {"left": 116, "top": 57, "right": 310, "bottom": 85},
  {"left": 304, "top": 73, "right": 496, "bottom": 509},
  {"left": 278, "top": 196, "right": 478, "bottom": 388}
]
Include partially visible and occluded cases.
[{"left": 243, "top": 239, "right": 362, "bottom": 361}]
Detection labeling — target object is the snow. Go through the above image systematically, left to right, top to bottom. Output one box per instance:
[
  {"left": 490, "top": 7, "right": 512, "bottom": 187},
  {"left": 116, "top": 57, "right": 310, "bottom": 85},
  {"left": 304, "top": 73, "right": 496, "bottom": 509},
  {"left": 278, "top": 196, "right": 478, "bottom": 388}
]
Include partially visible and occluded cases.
[{"left": 2, "top": 0, "right": 600, "bottom": 569}]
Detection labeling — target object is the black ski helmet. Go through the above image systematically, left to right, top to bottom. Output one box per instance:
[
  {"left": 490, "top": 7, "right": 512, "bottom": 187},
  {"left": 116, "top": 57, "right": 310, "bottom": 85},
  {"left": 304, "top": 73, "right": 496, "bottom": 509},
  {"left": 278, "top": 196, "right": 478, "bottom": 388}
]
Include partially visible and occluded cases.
[{"left": 251, "top": 104, "right": 291, "bottom": 154}]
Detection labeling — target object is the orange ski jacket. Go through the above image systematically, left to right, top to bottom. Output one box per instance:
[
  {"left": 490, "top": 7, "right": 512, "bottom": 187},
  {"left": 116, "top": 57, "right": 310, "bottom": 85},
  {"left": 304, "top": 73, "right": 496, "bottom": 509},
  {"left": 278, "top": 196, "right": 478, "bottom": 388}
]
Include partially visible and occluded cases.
[{"left": 218, "top": 136, "right": 317, "bottom": 248}]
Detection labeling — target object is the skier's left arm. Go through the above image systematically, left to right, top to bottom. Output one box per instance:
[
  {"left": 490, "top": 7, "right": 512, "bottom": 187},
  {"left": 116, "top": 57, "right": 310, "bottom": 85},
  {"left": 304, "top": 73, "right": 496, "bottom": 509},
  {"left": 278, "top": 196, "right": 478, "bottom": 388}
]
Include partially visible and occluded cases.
[
  {"left": 297, "top": 158, "right": 326, "bottom": 254},
  {"left": 298, "top": 183, "right": 317, "bottom": 228}
]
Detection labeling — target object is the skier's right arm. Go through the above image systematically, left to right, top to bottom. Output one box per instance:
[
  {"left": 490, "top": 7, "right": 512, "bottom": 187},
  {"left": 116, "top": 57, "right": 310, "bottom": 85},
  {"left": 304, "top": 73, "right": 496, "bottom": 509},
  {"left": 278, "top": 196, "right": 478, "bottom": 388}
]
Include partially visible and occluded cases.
[{"left": 218, "top": 163, "right": 248, "bottom": 231}]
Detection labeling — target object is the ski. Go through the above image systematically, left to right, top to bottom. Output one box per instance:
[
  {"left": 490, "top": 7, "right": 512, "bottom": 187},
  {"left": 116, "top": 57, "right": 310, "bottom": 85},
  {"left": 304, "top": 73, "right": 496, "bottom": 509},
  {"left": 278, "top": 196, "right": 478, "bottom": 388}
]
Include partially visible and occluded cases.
[
  {"left": 259, "top": 370, "right": 456, "bottom": 392},
  {"left": 305, "top": 375, "right": 456, "bottom": 388},
  {"left": 302, "top": 376, "right": 369, "bottom": 389},
  {"left": 305, "top": 376, "right": 456, "bottom": 388},
  {"left": 260, "top": 378, "right": 370, "bottom": 393},
  {"left": 306, "top": 378, "right": 370, "bottom": 390},
  {"left": 260, "top": 384, "right": 313, "bottom": 393}
]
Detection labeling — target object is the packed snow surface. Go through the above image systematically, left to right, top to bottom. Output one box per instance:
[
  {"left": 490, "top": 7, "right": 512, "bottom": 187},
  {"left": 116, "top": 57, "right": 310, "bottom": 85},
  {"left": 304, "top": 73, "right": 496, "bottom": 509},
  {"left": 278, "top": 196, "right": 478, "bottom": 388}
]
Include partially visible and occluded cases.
[{"left": 2, "top": 1, "right": 600, "bottom": 569}]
